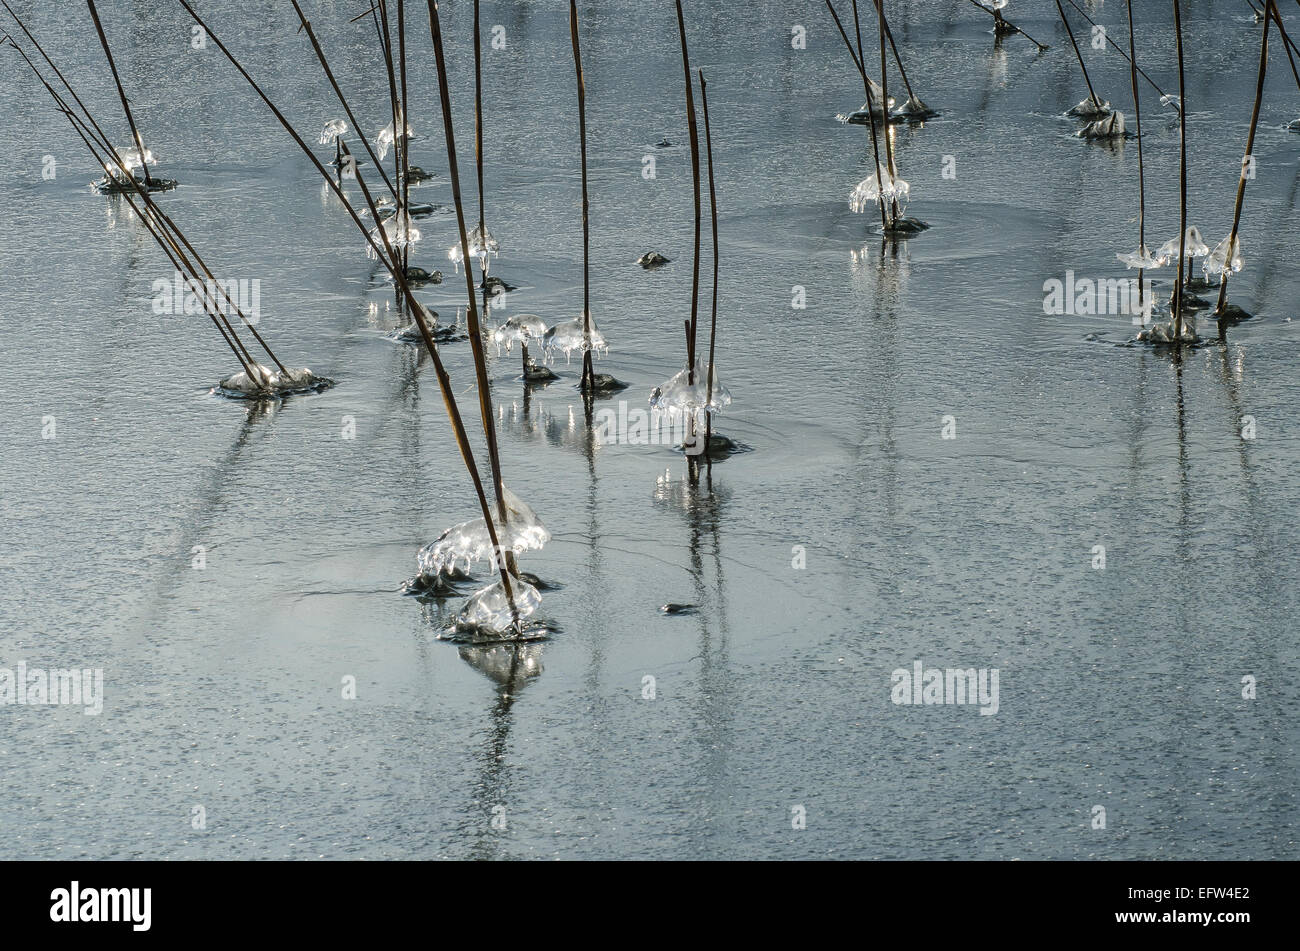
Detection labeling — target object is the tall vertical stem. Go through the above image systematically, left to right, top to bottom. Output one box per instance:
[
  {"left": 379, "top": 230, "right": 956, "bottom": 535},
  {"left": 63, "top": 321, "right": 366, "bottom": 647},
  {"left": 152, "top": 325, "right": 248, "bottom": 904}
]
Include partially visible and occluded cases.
[
  {"left": 397, "top": 0, "right": 411, "bottom": 273},
  {"left": 474, "top": 0, "right": 485, "bottom": 241},
  {"left": 569, "top": 0, "right": 594, "bottom": 390},
  {"left": 675, "top": 0, "right": 702, "bottom": 388},
  {"left": 827, "top": 0, "right": 888, "bottom": 231},
  {"left": 873, "top": 0, "right": 900, "bottom": 220},
  {"left": 1125, "top": 0, "right": 1146, "bottom": 310},
  {"left": 1172, "top": 0, "right": 1188, "bottom": 340},
  {"left": 1216, "top": 0, "right": 1271, "bottom": 329},
  {"left": 700, "top": 70, "right": 720, "bottom": 455}
]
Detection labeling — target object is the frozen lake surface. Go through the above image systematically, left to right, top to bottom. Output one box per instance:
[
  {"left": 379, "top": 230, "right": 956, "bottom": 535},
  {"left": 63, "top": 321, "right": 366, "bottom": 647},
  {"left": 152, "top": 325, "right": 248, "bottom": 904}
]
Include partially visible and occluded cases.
[{"left": 0, "top": 0, "right": 1296, "bottom": 858}]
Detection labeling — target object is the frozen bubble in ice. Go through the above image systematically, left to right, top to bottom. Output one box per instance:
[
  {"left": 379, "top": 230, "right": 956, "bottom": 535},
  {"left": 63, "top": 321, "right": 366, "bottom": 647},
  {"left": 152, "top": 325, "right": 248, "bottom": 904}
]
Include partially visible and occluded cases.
[
  {"left": 837, "top": 78, "right": 895, "bottom": 124},
  {"left": 896, "top": 96, "right": 937, "bottom": 119},
  {"left": 1067, "top": 98, "right": 1112, "bottom": 119},
  {"left": 1077, "top": 111, "right": 1125, "bottom": 139},
  {"left": 375, "top": 116, "right": 414, "bottom": 160},
  {"left": 319, "top": 119, "right": 347, "bottom": 145},
  {"left": 105, "top": 145, "right": 156, "bottom": 175},
  {"left": 850, "top": 163, "right": 910, "bottom": 213},
  {"left": 367, "top": 211, "right": 421, "bottom": 260},
  {"left": 447, "top": 223, "right": 500, "bottom": 274},
  {"left": 1157, "top": 226, "right": 1210, "bottom": 265},
  {"left": 1202, "top": 234, "right": 1243, "bottom": 279},
  {"left": 1117, "top": 243, "right": 1163, "bottom": 270},
  {"left": 492, "top": 313, "right": 548, "bottom": 354},
  {"left": 543, "top": 313, "right": 608, "bottom": 363},
  {"left": 1137, "top": 315, "right": 1199, "bottom": 344},
  {"left": 649, "top": 359, "right": 732, "bottom": 423},
  {"left": 218, "top": 362, "right": 278, "bottom": 395},
  {"left": 216, "top": 364, "right": 331, "bottom": 399},
  {"left": 416, "top": 487, "right": 551, "bottom": 578},
  {"left": 455, "top": 572, "right": 543, "bottom": 637}
]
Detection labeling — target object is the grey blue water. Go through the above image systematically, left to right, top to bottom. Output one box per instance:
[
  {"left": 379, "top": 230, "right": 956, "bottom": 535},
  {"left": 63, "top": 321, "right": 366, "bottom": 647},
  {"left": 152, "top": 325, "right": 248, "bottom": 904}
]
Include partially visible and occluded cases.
[{"left": 0, "top": 0, "right": 1296, "bottom": 858}]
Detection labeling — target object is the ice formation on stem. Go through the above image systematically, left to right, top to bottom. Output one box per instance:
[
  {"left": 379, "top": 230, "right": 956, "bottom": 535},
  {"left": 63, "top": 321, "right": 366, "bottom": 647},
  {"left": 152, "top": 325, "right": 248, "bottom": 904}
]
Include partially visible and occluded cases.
[
  {"left": 375, "top": 116, "right": 414, "bottom": 161},
  {"left": 318, "top": 119, "right": 347, "bottom": 145},
  {"left": 849, "top": 163, "right": 910, "bottom": 213},
  {"left": 366, "top": 210, "right": 421, "bottom": 261},
  {"left": 447, "top": 223, "right": 499, "bottom": 275},
  {"left": 1202, "top": 234, "right": 1244, "bottom": 280},
  {"left": 1117, "top": 243, "right": 1162, "bottom": 269},
  {"left": 544, "top": 312, "right": 608, "bottom": 363},
  {"left": 492, "top": 313, "right": 548, "bottom": 354},
  {"left": 649, "top": 358, "right": 732, "bottom": 424},
  {"left": 416, "top": 487, "right": 551, "bottom": 578},
  {"left": 456, "top": 572, "right": 542, "bottom": 635}
]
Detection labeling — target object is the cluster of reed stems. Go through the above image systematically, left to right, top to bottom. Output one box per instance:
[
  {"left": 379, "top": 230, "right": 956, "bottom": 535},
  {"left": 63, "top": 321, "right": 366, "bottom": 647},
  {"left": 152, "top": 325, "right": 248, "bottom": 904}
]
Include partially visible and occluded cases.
[
  {"left": 173, "top": 0, "right": 524, "bottom": 625},
  {"left": 3, "top": 2, "right": 286, "bottom": 385}
]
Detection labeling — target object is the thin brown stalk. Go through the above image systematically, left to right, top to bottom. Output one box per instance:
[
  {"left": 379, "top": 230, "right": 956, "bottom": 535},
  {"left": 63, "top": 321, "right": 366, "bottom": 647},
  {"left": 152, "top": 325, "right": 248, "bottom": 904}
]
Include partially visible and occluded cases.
[
  {"left": 86, "top": 0, "right": 155, "bottom": 187},
  {"left": 173, "top": 0, "right": 519, "bottom": 619},
  {"left": 288, "top": 0, "right": 397, "bottom": 199},
  {"left": 424, "top": 0, "right": 521, "bottom": 612},
  {"left": 569, "top": 0, "right": 595, "bottom": 390},
  {"left": 676, "top": 0, "right": 702, "bottom": 389},
  {"left": 825, "top": 0, "right": 888, "bottom": 231},
  {"left": 870, "top": 0, "right": 901, "bottom": 220},
  {"left": 1055, "top": 0, "right": 1102, "bottom": 111},
  {"left": 1125, "top": 0, "right": 1146, "bottom": 309},
  {"left": 1172, "top": 0, "right": 1188, "bottom": 339},
  {"left": 1216, "top": 0, "right": 1272, "bottom": 332},
  {"left": 699, "top": 70, "right": 719, "bottom": 455}
]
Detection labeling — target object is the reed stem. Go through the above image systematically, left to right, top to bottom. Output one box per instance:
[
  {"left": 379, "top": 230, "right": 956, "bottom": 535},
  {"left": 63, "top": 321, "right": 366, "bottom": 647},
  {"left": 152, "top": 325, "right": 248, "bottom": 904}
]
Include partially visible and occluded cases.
[
  {"left": 86, "top": 0, "right": 155, "bottom": 187},
  {"left": 173, "top": 0, "right": 519, "bottom": 619},
  {"left": 289, "top": 0, "right": 397, "bottom": 199},
  {"left": 474, "top": 0, "right": 486, "bottom": 242},
  {"left": 569, "top": 0, "right": 595, "bottom": 391},
  {"left": 675, "top": 0, "right": 702, "bottom": 389},
  {"left": 825, "top": 0, "right": 889, "bottom": 232},
  {"left": 871, "top": 0, "right": 901, "bottom": 221},
  {"left": 874, "top": 0, "right": 918, "bottom": 106},
  {"left": 962, "top": 0, "right": 1050, "bottom": 50},
  {"left": 1055, "top": 0, "right": 1102, "bottom": 110},
  {"left": 1063, "top": 0, "right": 1178, "bottom": 111},
  {"left": 1125, "top": 0, "right": 1146, "bottom": 310},
  {"left": 1172, "top": 0, "right": 1188, "bottom": 339},
  {"left": 1216, "top": 0, "right": 1272, "bottom": 333},
  {"left": 699, "top": 70, "right": 720, "bottom": 456}
]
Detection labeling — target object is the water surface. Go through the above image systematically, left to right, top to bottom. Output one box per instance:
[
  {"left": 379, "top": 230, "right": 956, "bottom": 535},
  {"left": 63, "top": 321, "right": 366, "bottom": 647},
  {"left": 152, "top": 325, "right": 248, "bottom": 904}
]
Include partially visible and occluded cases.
[{"left": 0, "top": 0, "right": 1296, "bottom": 859}]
